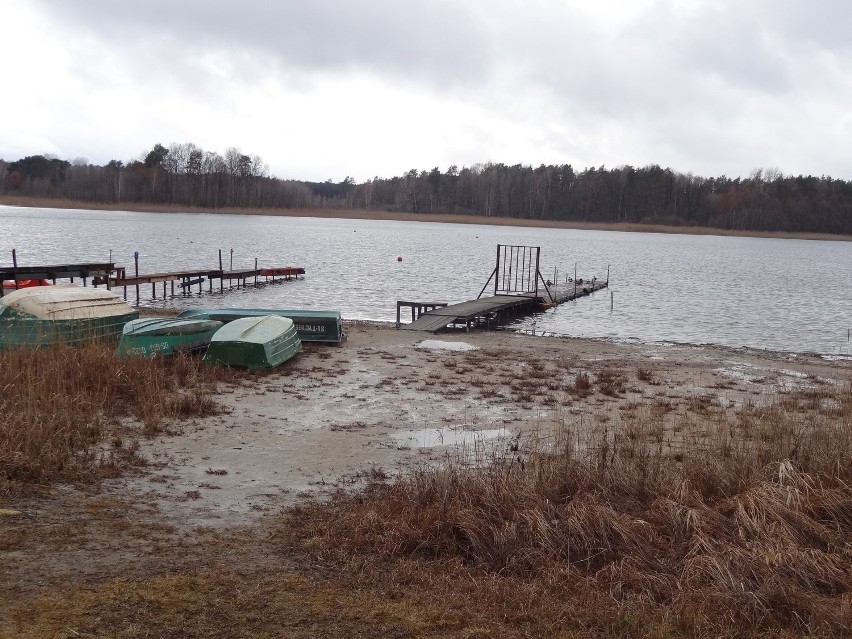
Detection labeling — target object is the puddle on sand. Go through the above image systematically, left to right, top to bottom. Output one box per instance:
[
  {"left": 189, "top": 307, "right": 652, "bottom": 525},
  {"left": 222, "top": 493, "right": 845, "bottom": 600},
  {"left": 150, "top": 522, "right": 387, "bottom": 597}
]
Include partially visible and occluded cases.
[
  {"left": 416, "top": 340, "right": 479, "bottom": 352},
  {"left": 715, "top": 362, "right": 766, "bottom": 384},
  {"left": 392, "top": 427, "right": 509, "bottom": 449}
]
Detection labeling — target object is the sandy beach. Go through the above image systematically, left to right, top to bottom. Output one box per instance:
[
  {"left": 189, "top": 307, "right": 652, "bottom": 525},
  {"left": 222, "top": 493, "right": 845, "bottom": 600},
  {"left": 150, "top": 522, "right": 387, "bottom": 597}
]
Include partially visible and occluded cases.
[
  {"left": 3, "top": 321, "right": 849, "bottom": 602},
  {"left": 113, "top": 322, "right": 849, "bottom": 529}
]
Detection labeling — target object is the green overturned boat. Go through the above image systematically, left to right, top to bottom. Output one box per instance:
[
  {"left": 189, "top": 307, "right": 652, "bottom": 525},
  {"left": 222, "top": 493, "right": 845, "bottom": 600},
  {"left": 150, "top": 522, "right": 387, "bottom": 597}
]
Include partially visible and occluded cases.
[
  {"left": 0, "top": 285, "right": 138, "bottom": 349},
  {"left": 178, "top": 307, "right": 344, "bottom": 343},
  {"left": 204, "top": 315, "right": 301, "bottom": 370},
  {"left": 117, "top": 317, "right": 223, "bottom": 358}
]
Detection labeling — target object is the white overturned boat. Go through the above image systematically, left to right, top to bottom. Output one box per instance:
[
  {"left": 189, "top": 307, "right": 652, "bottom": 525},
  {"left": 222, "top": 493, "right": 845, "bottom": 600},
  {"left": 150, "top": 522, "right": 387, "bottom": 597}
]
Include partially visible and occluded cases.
[{"left": 0, "top": 285, "right": 138, "bottom": 349}]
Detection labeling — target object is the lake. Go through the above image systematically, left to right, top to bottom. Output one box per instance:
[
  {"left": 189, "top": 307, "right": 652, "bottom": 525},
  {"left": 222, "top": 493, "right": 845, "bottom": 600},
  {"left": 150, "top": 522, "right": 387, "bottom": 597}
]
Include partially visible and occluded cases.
[{"left": 1, "top": 205, "right": 850, "bottom": 357}]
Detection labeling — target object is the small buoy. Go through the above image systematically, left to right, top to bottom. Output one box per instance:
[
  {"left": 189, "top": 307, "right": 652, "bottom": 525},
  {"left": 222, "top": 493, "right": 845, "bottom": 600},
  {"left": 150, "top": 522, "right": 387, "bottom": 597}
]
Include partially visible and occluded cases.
[{"left": 397, "top": 256, "right": 403, "bottom": 262}]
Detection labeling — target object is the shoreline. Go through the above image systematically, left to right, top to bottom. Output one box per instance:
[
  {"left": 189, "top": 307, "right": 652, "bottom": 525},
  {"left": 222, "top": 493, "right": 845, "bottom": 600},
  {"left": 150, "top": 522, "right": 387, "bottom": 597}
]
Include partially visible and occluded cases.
[{"left": 3, "top": 195, "right": 850, "bottom": 242}]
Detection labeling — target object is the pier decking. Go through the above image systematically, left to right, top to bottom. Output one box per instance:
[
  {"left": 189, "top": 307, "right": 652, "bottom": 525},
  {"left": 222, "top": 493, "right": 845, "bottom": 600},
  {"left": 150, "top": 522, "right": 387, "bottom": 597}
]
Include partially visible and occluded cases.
[
  {"left": 399, "top": 244, "right": 608, "bottom": 333},
  {"left": 0, "top": 262, "right": 117, "bottom": 296},
  {"left": 109, "top": 267, "right": 304, "bottom": 302},
  {"left": 401, "top": 280, "right": 607, "bottom": 332}
]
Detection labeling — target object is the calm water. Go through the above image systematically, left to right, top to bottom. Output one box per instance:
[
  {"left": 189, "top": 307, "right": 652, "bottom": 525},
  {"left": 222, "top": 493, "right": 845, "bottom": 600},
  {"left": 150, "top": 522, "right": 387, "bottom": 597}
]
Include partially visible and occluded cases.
[{"left": 2, "top": 205, "right": 851, "bottom": 357}]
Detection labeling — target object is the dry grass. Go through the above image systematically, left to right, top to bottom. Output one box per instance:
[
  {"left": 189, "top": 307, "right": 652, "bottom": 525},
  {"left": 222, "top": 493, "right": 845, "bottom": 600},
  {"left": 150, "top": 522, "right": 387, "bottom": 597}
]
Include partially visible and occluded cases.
[
  {"left": 5, "top": 333, "right": 852, "bottom": 637},
  {"left": 0, "top": 341, "right": 232, "bottom": 495},
  {"left": 637, "top": 366, "right": 659, "bottom": 384},
  {"left": 596, "top": 367, "right": 626, "bottom": 396},
  {"left": 571, "top": 371, "right": 593, "bottom": 397},
  {"left": 277, "top": 380, "right": 852, "bottom": 637},
  {"left": 3, "top": 568, "right": 477, "bottom": 639}
]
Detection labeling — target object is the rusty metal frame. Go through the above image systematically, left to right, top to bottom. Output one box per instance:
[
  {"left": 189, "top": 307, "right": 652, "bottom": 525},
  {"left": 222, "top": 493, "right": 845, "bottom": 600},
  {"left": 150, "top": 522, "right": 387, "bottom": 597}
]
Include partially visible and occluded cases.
[{"left": 477, "top": 244, "right": 553, "bottom": 303}]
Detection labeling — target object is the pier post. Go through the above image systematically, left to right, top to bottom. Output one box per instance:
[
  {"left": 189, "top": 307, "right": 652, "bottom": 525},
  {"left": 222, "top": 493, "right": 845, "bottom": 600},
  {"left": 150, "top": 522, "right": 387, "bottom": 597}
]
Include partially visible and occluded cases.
[
  {"left": 494, "top": 245, "right": 501, "bottom": 296},
  {"left": 11, "top": 249, "right": 17, "bottom": 291},
  {"left": 134, "top": 252, "right": 140, "bottom": 305}
]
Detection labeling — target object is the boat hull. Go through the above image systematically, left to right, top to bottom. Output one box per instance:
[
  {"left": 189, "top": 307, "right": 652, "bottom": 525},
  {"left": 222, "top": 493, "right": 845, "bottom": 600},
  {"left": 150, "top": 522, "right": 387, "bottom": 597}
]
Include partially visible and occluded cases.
[
  {"left": 2, "top": 279, "right": 52, "bottom": 290},
  {"left": 0, "top": 286, "right": 138, "bottom": 349},
  {"left": 178, "top": 308, "right": 344, "bottom": 343},
  {"left": 0, "top": 312, "right": 139, "bottom": 349},
  {"left": 204, "top": 315, "right": 301, "bottom": 370},
  {"left": 117, "top": 318, "right": 223, "bottom": 358}
]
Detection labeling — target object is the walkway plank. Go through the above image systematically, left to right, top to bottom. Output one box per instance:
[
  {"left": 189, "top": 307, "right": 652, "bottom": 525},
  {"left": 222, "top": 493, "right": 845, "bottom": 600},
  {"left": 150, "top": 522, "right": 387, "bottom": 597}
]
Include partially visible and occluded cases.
[{"left": 400, "top": 283, "right": 608, "bottom": 333}]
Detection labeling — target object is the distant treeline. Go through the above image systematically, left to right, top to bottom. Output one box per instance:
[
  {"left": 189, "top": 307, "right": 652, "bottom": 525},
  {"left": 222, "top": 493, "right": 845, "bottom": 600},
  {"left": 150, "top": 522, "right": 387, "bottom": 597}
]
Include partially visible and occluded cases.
[{"left": 3, "top": 143, "right": 852, "bottom": 234}]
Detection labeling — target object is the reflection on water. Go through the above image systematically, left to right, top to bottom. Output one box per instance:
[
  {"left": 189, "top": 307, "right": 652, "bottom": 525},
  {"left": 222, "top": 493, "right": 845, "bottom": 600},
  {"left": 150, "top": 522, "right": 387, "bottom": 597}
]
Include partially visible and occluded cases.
[{"left": 2, "top": 205, "right": 851, "bottom": 355}]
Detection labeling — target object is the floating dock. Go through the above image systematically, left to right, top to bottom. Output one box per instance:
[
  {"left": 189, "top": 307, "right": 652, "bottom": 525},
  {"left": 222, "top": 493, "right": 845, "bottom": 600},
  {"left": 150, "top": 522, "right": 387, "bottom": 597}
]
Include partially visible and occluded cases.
[{"left": 399, "top": 244, "right": 607, "bottom": 332}]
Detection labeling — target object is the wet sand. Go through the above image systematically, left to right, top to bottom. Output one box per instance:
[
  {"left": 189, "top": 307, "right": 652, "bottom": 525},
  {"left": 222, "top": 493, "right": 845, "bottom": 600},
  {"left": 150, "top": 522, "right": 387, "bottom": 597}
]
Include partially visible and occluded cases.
[{"left": 100, "top": 322, "right": 851, "bottom": 529}]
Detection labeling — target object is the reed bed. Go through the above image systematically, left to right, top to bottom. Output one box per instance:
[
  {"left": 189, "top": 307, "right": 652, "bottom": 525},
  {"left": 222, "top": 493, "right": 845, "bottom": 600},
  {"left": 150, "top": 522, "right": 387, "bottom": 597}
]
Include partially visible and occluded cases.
[
  {"left": 0, "top": 342, "right": 230, "bottom": 495},
  {"left": 282, "top": 380, "right": 852, "bottom": 637}
]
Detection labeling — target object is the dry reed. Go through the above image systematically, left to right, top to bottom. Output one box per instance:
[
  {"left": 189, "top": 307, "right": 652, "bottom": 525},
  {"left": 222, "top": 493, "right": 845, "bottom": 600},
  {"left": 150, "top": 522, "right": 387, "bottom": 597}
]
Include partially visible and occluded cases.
[
  {"left": 0, "top": 341, "right": 230, "bottom": 495},
  {"left": 281, "top": 380, "right": 852, "bottom": 636}
]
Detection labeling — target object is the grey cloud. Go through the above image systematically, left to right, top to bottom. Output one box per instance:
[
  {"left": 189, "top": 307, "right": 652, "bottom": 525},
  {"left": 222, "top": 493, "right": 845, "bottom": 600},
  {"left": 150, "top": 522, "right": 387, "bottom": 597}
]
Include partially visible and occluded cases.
[
  {"left": 21, "top": 0, "right": 852, "bottom": 179},
  {"left": 36, "top": 0, "right": 494, "bottom": 87},
  {"left": 42, "top": 0, "right": 852, "bottom": 112},
  {"left": 761, "top": 0, "right": 852, "bottom": 53},
  {"left": 472, "top": 1, "right": 852, "bottom": 174},
  {"left": 510, "top": 3, "right": 797, "bottom": 118},
  {"left": 655, "top": 7, "right": 793, "bottom": 95}
]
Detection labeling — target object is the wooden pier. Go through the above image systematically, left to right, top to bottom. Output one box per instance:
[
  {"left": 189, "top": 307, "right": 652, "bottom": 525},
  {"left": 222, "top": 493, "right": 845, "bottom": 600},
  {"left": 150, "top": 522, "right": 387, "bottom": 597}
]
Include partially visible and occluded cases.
[
  {"left": 399, "top": 244, "right": 608, "bottom": 332},
  {"left": 1, "top": 250, "right": 304, "bottom": 304},
  {"left": 0, "top": 260, "right": 116, "bottom": 296},
  {"left": 108, "top": 267, "right": 304, "bottom": 303}
]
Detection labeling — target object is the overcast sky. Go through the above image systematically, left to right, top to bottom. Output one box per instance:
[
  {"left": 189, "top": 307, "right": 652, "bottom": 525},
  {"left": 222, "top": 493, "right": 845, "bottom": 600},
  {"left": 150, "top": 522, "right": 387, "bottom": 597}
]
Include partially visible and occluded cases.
[{"left": 2, "top": 0, "right": 850, "bottom": 182}]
